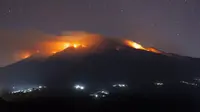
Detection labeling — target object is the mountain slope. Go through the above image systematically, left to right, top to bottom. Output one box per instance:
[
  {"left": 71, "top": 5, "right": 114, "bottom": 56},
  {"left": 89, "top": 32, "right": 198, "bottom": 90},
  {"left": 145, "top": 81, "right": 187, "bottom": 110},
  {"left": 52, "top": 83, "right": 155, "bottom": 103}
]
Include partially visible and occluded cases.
[
  {"left": 1, "top": 37, "right": 200, "bottom": 88},
  {"left": 39, "top": 38, "right": 200, "bottom": 87},
  {"left": 0, "top": 54, "right": 47, "bottom": 86}
]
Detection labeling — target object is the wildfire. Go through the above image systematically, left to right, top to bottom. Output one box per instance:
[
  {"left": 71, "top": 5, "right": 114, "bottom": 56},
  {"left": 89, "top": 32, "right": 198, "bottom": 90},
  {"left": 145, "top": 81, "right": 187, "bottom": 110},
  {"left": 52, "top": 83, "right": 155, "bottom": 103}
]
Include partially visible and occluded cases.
[
  {"left": 15, "top": 31, "right": 162, "bottom": 62},
  {"left": 124, "top": 40, "right": 161, "bottom": 54},
  {"left": 124, "top": 40, "right": 146, "bottom": 50},
  {"left": 18, "top": 42, "right": 87, "bottom": 59},
  {"left": 53, "top": 43, "right": 87, "bottom": 55},
  {"left": 63, "top": 43, "right": 85, "bottom": 49},
  {"left": 64, "top": 43, "right": 70, "bottom": 49},
  {"left": 146, "top": 47, "right": 162, "bottom": 54},
  {"left": 15, "top": 51, "right": 32, "bottom": 60},
  {"left": 52, "top": 51, "right": 57, "bottom": 54},
  {"left": 22, "top": 54, "right": 31, "bottom": 59}
]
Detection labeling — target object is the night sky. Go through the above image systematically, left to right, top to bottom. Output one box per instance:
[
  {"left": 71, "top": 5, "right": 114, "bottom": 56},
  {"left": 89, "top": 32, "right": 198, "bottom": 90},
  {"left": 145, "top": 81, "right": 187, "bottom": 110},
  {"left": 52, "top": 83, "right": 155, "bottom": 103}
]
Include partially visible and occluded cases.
[{"left": 0, "top": 0, "right": 200, "bottom": 66}]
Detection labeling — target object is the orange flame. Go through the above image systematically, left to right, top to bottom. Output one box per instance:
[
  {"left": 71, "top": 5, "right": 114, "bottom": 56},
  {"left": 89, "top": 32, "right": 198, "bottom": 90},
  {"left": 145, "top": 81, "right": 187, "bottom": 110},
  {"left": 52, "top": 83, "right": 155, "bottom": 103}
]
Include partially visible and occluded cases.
[
  {"left": 16, "top": 31, "right": 162, "bottom": 61},
  {"left": 13, "top": 32, "right": 102, "bottom": 62},
  {"left": 124, "top": 40, "right": 161, "bottom": 54},
  {"left": 124, "top": 40, "right": 146, "bottom": 50},
  {"left": 16, "top": 41, "right": 87, "bottom": 60},
  {"left": 36, "top": 41, "right": 87, "bottom": 55},
  {"left": 64, "top": 43, "right": 70, "bottom": 49},
  {"left": 146, "top": 47, "right": 162, "bottom": 54},
  {"left": 15, "top": 51, "right": 32, "bottom": 60},
  {"left": 52, "top": 51, "right": 57, "bottom": 54},
  {"left": 22, "top": 54, "right": 31, "bottom": 59}
]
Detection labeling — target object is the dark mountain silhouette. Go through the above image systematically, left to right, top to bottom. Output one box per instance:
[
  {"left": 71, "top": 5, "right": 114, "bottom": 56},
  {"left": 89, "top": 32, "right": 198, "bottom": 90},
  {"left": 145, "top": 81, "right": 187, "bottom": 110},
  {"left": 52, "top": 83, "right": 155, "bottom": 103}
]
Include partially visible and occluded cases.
[
  {"left": 1, "top": 37, "right": 200, "bottom": 89},
  {"left": 0, "top": 54, "right": 46, "bottom": 87}
]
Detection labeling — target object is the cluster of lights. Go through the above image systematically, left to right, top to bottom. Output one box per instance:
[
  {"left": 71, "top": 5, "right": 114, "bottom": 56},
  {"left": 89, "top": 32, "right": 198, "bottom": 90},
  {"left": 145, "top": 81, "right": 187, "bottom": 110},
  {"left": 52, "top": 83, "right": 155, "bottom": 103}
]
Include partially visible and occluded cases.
[
  {"left": 194, "top": 78, "right": 200, "bottom": 82},
  {"left": 180, "top": 81, "right": 198, "bottom": 86},
  {"left": 154, "top": 82, "right": 164, "bottom": 86},
  {"left": 73, "top": 83, "right": 129, "bottom": 98},
  {"left": 113, "top": 84, "right": 127, "bottom": 88},
  {"left": 74, "top": 85, "right": 85, "bottom": 90},
  {"left": 11, "top": 86, "right": 46, "bottom": 94},
  {"left": 90, "top": 90, "right": 109, "bottom": 98},
  {"left": 96, "top": 90, "right": 109, "bottom": 95}
]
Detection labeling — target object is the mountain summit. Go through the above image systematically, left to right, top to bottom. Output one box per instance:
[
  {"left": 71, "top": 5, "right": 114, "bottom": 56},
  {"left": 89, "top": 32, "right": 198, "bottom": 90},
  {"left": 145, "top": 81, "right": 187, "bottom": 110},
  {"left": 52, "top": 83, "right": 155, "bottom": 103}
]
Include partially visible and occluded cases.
[{"left": 1, "top": 36, "right": 200, "bottom": 89}]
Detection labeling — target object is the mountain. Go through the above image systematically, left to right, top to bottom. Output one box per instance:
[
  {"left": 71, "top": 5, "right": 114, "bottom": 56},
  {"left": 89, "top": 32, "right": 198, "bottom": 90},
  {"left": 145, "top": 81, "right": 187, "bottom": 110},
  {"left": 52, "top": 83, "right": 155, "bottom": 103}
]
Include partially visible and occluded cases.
[
  {"left": 1, "top": 37, "right": 200, "bottom": 89},
  {"left": 0, "top": 54, "right": 47, "bottom": 87}
]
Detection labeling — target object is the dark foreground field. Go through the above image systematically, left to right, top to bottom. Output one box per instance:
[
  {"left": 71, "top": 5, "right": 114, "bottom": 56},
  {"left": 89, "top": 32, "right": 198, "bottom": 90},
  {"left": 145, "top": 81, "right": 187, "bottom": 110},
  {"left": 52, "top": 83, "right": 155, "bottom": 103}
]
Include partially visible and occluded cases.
[
  {"left": 2, "top": 85, "right": 200, "bottom": 112},
  {"left": 0, "top": 95, "right": 198, "bottom": 112}
]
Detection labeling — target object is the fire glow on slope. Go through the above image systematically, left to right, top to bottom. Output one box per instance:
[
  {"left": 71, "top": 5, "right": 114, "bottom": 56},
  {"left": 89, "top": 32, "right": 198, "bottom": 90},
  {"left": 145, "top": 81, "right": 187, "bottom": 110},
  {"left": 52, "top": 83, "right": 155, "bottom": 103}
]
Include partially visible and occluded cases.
[
  {"left": 16, "top": 31, "right": 161, "bottom": 61},
  {"left": 16, "top": 32, "right": 103, "bottom": 60},
  {"left": 18, "top": 40, "right": 161, "bottom": 60},
  {"left": 124, "top": 40, "right": 161, "bottom": 54},
  {"left": 124, "top": 40, "right": 146, "bottom": 50},
  {"left": 40, "top": 41, "right": 87, "bottom": 55},
  {"left": 18, "top": 42, "right": 87, "bottom": 59},
  {"left": 146, "top": 47, "right": 162, "bottom": 54},
  {"left": 14, "top": 51, "right": 32, "bottom": 61},
  {"left": 21, "top": 52, "right": 31, "bottom": 59}
]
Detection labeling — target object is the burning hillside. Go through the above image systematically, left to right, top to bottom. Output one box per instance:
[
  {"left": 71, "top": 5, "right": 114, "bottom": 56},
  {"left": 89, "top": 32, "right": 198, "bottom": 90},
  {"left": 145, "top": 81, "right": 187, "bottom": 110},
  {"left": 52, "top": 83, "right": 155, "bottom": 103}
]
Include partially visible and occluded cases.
[
  {"left": 2, "top": 32, "right": 200, "bottom": 89},
  {"left": 15, "top": 32, "right": 163, "bottom": 62},
  {"left": 15, "top": 32, "right": 101, "bottom": 60},
  {"left": 124, "top": 40, "right": 162, "bottom": 54},
  {"left": 124, "top": 40, "right": 146, "bottom": 50}
]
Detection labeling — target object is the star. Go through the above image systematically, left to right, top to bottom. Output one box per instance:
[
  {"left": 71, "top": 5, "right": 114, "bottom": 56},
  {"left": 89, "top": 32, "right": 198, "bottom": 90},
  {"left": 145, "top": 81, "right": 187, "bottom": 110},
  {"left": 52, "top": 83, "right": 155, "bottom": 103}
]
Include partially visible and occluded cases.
[
  {"left": 6, "top": 8, "right": 12, "bottom": 14},
  {"left": 8, "top": 8, "right": 11, "bottom": 13}
]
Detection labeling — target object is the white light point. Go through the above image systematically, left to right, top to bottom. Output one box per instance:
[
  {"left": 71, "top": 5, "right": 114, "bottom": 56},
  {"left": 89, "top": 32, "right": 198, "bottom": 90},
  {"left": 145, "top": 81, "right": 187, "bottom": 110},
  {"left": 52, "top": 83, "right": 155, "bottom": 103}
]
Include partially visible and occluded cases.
[
  {"left": 154, "top": 82, "right": 164, "bottom": 86},
  {"left": 74, "top": 84, "right": 85, "bottom": 90},
  {"left": 113, "top": 84, "right": 127, "bottom": 88},
  {"left": 101, "top": 90, "right": 109, "bottom": 95},
  {"left": 95, "top": 94, "right": 98, "bottom": 98}
]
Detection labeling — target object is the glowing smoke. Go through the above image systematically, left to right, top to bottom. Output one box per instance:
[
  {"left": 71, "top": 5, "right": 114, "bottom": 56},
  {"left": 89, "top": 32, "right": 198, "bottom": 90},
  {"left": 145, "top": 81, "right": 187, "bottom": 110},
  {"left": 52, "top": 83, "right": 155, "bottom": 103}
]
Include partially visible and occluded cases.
[
  {"left": 0, "top": 30, "right": 161, "bottom": 66},
  {"left": 14, "top": 31, "right": 103, "bottom": 61}
]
